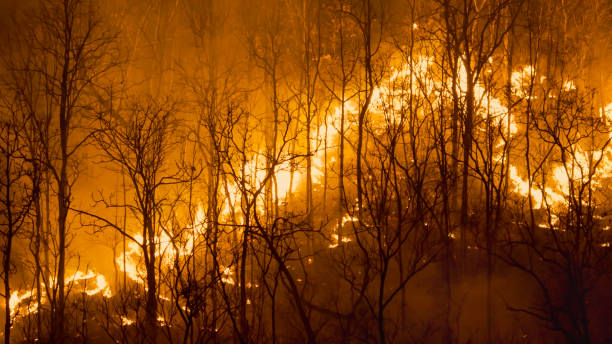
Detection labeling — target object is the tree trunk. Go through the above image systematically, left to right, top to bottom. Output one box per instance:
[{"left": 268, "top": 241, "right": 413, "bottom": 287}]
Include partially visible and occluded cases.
[
  {"left": 460, "top": 67, "right": 474, "bottom": 261},
  {"left": 3, "top": 187, "right": 12, "bottom": 344},
  {"left": 144, "top": 214, "right": 158, "bottom": 344}
]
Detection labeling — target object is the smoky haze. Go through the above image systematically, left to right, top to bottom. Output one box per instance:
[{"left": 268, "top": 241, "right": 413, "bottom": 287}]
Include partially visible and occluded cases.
[{"left": 1, "top": 0, "right": 611, "bottom": 343}]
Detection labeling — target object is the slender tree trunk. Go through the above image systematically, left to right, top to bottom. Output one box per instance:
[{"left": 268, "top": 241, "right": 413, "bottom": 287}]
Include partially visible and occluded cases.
[
  {"left": 303, "top": 0, "right": 315, "bottom": 251},
  {"left": 356, "top": 0, "right": 374, "bottom": 225},
  {"left": 337, "top": 5, "right": 346, "bottom": 244},
  {"left": 54, "top": 17, "right": 74, "bottom": 339},
  {"left": 460, "top": 66, "right": 474, "bottom": 262},
  {"left": 338, "top": 87, "right": 345, "bottom": 240},
  {"left": 440, "top": 94, "right": 454, "bottom": 344},
  {"left": 56, "top": 104, "right": 69, "bottom": 344},
  {"left": 44, "top": 172, "right": 51, "bottom": 334},
  {"left": 3, "top": 173, "right": 13, "bottom": 344},
  {"left": 485, "top": 180, "right": 493, "bottom": 344},
  {"left": 34, "top": 192, "right": 42, "bottom": 340},
  {"left": 239, "top": 210, "right": 249, "bottom": 342},
  {"left": 144, "top": 213, "right": 158, "bottom": 343},
  {"left": 4, "top": 243, "right": 11, "bottom": 344},
  {"left": 378, "top": 262, "right": 388, "bottom": 344}
]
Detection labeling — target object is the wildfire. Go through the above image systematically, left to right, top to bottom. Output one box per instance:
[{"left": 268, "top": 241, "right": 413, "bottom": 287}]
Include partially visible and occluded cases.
[
  {"left": 10, "top": 55, "right": 597, "bottom": 336},
  {"left": 509, "top": 165, "right": 568, "bottom": 207},
  {"left": 115, "top": 209, "right": 206, "bottom": 285},
  {"left": 221, "top": 266, "right": 235, "bottom": 285},
  {"left": 7, "top": 269, "right": 111, "bottom": 319},
  {"left": 68, "top": 270, "right": 113, "bottom": 298},
  {"left": 9, "top": 290, "right": 37, "bottom": 318},
  {"left": 121, "top": 315, "right": 135, "bottom": 326},
  {"left": 157, "top": 316, "right": 169, "bottom": 327}
]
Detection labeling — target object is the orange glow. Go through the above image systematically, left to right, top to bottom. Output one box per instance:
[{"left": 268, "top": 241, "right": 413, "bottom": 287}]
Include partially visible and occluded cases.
[
  {"left": 3, "top": 2, "right": 611, "bottom": 342},
  {"left": 509, "top": 165, "right": 566, "bottom": 208},
  {"left": 221, "top": 266, "right": 235, "bottom": 285},
  {"left": 8, "top": 269, "right": 111, "bottom": 319},
  {"left": 9, "top": 290, "right": 37, "bottom": 318},
  {"left": 121, "top": 315, "right": 135, "bottom": 326}
]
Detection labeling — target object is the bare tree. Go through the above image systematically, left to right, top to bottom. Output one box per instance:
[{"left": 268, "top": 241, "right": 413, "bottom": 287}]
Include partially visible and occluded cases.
[
  {"left": 9, "top": 0, "right": 119, "bottom": 340},
  {"left": 0, "top": 93, "right": 34, "bottom": 344},
  {"left": 74, "top": 97, "right": 181, "bottom": 343}
]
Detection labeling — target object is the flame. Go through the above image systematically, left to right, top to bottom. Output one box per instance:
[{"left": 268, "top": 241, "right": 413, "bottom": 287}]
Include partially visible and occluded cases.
[
  {"left": 4, "top": 50, "right": 605, "bottom": 336},
  {"left": 95, "top": 56, "right": 610, "bottom": 332},
  {"left": 511, "top": 66, "right": 535, "bottom": 97},
  {"left": 504, "top": 70, "right": 612, "bottom": 208},
  {"left": 563, "top": 80, "right": 576, "bottom": 91},
  {"left": 509, "top": 165, "right": 566, "bottom": 208},
  {"left": 115, "top": 213, "right": 206, "bottom": 285},
  {"left": 116, "top": 235, "right": 146, "bottom": 284},
  {"left": 221, "top": 266, "right": 235, "bottom": 285},
  {"left": 8, "top": 269, "right": 111, "bottom": 319},
  {"left": 68, "top": 270, "right": 112, "bottom": 298},
  {"left": 86, "top": 275, "right": 113, "bottom": 298},
  {"left": 9, "top": 290, "right": 37, "bottom": 317},
  {"left": 121, "top": 315, "right": 135, "bottom": 326},
  {"left": 157, "top": 316, "right": 169, "bottom": 326}
]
